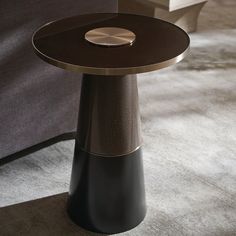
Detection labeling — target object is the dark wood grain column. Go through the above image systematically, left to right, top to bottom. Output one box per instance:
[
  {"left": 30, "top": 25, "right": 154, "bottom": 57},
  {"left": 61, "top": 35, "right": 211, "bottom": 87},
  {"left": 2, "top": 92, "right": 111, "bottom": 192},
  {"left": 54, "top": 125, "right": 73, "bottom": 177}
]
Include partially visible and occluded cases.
[{"left": 77, "top": 74, "right": 142, "bottom": 156}]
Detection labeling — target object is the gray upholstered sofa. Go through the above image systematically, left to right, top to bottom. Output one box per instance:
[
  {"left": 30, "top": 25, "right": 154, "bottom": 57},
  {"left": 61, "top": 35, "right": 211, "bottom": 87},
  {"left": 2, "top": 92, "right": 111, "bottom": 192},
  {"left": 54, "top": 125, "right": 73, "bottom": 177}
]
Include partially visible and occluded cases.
[{"left": 0, "top": 0, "right": 117, "bottom": 162}]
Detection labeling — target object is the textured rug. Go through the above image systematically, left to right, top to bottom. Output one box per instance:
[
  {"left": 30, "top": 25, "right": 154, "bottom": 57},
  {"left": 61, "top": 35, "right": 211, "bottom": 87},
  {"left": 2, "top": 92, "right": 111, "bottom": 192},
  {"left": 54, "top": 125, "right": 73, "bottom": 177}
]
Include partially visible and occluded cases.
[{"left": 0, "top": 0, "right": 236, "bottom": 235}]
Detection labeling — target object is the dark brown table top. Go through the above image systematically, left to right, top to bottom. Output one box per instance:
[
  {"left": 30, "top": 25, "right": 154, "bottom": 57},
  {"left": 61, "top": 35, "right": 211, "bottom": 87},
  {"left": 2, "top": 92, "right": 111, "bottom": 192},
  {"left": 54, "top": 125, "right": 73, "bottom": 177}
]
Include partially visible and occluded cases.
[{"left": 32, "top": 13, "right": 190, "bottom": 75}]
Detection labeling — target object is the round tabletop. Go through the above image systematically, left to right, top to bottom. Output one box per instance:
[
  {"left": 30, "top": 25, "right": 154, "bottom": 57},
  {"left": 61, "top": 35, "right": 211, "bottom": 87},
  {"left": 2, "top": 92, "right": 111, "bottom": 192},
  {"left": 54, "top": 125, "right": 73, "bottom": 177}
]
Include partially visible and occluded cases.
[{"left": 32, "top": 13, "right": 190, "bottom": 75}]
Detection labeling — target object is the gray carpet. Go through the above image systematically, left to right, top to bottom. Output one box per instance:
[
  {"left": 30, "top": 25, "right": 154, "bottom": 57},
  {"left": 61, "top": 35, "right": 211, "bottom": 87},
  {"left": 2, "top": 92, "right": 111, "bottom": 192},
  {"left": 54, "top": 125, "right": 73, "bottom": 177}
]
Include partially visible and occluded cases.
[{"left": 0, "top": 0, "right": 236, "bottom": 235}]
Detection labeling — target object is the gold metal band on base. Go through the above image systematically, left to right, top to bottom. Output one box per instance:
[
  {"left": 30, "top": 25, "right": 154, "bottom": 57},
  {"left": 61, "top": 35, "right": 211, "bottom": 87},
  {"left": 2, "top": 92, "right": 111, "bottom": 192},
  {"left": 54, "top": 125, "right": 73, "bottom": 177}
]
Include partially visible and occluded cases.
[{"left": 78, "top": 144, "right": 143, "bottom": 158}]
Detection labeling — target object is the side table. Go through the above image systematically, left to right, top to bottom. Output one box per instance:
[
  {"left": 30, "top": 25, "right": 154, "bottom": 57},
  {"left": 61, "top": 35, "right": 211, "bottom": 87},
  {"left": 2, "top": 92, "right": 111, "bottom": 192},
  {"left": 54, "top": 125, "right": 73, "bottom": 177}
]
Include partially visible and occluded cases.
[{"left": 32, "top": 13, "right": 189, "bottom": 234}]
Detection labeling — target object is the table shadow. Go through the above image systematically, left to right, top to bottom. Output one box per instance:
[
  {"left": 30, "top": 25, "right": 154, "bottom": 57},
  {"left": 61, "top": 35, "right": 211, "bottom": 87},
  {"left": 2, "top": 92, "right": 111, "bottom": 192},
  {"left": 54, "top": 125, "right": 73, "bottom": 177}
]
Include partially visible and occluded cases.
[{"left": 0, "top": 192, "right": 108, "bottom": 236}]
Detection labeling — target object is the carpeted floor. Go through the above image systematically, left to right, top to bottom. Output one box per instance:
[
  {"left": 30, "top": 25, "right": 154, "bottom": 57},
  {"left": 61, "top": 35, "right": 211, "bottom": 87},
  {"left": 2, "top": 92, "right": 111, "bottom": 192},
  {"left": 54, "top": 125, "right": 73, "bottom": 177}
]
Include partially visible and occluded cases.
[{"left": 0, "top": 0, "right": 236, "bottom": 235}]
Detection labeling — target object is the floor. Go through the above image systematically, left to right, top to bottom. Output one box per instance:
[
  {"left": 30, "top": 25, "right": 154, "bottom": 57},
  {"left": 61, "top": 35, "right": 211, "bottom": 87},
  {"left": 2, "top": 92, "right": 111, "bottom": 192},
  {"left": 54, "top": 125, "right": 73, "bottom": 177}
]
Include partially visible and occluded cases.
[{"left": 0, "top": 0, "right": 236, "bottom": 235}]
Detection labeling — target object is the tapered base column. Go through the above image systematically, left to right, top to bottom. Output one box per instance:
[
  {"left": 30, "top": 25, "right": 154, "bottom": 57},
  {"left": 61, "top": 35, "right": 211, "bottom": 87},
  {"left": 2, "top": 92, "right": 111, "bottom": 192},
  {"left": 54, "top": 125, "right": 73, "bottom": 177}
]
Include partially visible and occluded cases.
[
  {"left": 67, "top": 74, "right": 146, "bottom": 234},
  {"left": 67, "top": 146, "right": 146, "bottom": 234}
]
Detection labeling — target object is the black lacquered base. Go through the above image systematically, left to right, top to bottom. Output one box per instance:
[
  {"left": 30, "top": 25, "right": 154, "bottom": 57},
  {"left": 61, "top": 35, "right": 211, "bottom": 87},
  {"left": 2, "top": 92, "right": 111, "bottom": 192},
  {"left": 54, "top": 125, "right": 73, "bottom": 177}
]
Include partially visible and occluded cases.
[{"left": 67, "top": 145, "right": 146, "bottom": 234}]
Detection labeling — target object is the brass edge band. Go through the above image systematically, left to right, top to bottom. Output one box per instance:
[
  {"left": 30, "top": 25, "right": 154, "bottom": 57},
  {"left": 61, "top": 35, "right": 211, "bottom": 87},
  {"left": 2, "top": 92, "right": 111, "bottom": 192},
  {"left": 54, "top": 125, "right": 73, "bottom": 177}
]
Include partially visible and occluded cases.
[
  {"left": 32, "top": 32, "right": 190, "bottom": 75},
  {"left": 33, "top": 44, "right": 189, "bottom": 75},
  {"left": 77, "top": 144, "right": 143, "bottom": 158}
]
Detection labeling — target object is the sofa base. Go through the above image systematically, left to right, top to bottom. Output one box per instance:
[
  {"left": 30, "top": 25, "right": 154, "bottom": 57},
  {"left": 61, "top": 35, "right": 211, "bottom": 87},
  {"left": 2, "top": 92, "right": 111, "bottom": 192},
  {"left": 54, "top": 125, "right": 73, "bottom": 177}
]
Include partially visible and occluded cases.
[
  {"left": 119, "top": 0, "right": 207, "bottom": 32},
  {"left": 0, "top": 132, "right": 76, "bottom": 166}
]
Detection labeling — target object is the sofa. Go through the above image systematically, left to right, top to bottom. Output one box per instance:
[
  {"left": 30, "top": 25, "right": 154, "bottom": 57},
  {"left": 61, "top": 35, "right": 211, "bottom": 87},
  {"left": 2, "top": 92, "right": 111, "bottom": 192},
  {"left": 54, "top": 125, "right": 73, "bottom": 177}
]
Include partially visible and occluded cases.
[{"left": 0, "top": 0, "right": 117, "bottom": 162}]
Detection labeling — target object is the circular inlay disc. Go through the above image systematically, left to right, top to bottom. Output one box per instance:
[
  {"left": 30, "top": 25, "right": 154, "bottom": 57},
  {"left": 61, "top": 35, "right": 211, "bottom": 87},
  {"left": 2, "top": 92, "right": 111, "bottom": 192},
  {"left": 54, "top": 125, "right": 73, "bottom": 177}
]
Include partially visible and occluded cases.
[{"left": 85, "top": 27, "right": 136, "bottom": 47}]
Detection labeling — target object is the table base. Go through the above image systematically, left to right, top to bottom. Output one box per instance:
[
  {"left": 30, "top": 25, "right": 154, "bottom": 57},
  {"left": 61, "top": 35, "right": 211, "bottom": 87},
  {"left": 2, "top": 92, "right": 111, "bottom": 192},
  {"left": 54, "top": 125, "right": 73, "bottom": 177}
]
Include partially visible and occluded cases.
[{"left": 67, "top": 74, "right": 146, "bottom": 234}]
